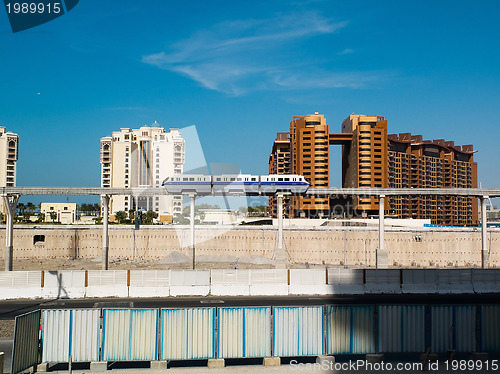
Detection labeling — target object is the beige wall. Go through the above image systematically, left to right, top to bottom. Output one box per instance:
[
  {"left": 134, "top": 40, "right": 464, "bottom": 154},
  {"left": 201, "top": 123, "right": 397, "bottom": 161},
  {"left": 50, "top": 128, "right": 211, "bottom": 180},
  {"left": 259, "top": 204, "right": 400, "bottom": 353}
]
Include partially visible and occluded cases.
[{"left": 1, "top": 226, "right": 499, "bottom": 268}]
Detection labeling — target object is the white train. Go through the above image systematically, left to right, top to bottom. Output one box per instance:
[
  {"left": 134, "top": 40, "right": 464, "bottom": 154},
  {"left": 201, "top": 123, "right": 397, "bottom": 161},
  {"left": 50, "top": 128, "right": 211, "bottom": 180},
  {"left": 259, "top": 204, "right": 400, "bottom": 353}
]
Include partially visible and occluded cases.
[{"left": 162, "top": 174, "right": 310, "bottom": 195}]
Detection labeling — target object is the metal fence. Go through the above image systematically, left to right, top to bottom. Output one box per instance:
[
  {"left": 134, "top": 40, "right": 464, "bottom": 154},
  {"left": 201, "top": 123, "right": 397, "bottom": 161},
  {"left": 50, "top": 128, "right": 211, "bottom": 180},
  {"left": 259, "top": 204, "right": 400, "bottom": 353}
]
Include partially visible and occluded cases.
[
  {"left": 11, "top": 304, "right": 500, "bottom": 372},
  {"left": 11, "top": 310, "right": 41, "bottom": 374}
]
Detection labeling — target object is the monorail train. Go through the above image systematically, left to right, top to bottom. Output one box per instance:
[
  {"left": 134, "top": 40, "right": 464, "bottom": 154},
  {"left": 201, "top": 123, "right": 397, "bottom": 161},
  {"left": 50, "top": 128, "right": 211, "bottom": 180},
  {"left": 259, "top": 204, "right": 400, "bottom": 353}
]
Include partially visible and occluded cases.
[{"left": 162, "top": 174, "right": 310, "bottom": 195}]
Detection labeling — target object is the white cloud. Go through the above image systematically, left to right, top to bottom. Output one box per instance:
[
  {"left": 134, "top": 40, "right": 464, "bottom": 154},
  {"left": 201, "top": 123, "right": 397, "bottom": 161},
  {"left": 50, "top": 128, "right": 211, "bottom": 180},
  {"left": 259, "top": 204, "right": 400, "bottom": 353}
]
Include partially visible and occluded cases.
[{"left": 142, "top": 11, "right": 386, "bottom": 95}]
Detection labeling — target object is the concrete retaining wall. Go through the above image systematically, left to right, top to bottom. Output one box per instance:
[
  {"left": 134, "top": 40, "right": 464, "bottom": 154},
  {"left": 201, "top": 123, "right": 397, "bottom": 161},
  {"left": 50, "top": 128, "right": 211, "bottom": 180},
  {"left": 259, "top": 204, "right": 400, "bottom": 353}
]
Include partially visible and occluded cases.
[{"left": 1, "top": 226, "right": 498, "bottom": 268}]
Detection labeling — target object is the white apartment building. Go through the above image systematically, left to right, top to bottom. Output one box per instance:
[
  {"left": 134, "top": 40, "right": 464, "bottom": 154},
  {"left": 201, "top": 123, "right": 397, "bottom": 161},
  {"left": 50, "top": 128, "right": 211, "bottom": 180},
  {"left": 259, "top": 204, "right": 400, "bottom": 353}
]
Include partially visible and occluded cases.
[
  {"left": 100, "top": 123, "right": 184, "bottom": 216},
  {"left": 0, "top": 126, "right": 19, "bottom": 214}
]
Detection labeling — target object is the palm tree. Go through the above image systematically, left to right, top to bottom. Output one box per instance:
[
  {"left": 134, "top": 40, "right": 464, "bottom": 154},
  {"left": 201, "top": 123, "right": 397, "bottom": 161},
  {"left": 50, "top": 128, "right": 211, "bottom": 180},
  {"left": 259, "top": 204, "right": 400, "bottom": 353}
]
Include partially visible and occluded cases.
[{"left": 26, "top": 202, "right": 36, "bottom": 214}]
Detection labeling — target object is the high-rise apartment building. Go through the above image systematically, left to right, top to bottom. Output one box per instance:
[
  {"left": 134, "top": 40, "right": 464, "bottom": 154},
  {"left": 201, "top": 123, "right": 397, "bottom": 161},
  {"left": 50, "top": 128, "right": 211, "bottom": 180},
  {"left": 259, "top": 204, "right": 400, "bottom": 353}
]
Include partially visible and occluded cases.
[
  {"left": 268, "top": 113, "right": 478, "bottom": 226},
  {"left": 269, "top": 114, "right": 330, "bottom": 218},
  {"left": 340, "top": 114, "right": 477, "bottom": 225},
  {"left": 340, "top": 115, "right": 389, "bottom": 213},
  {"left": 100, "top": 123, "right": 184, "bottom": 216},
  {"left": 0, "top": 127, "right": 19, "bottom": 213},
  {"left": 268, "top": 132, "right": 291, "bottom": 217},
  {"left": 387, "top": 133, "right": 478, "bottom": 226}
]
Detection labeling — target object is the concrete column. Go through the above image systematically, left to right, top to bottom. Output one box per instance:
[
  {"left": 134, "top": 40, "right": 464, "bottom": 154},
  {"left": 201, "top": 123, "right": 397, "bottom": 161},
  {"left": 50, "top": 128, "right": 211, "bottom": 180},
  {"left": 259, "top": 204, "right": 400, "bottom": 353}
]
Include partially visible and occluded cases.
[
  {"left": 275, "top": 193, "right": 287, "bottom": 268},
  {"left": 277, "top": 193, "right": 283, "bottom": 250},
  {"left": 2, "top": 194, "right": 19, "bottom": 271},
  {"left": 190, "top": 194, "right": 196, "bottom": 270},
  {"left": 101, "top": 195, "right": 110, "bottom": 271},
  {"left": 377, "top": 195, "right": 387, "bottom": 268},
  {"left": 481, "top": 196, "right": 489, "bottom": 268}
]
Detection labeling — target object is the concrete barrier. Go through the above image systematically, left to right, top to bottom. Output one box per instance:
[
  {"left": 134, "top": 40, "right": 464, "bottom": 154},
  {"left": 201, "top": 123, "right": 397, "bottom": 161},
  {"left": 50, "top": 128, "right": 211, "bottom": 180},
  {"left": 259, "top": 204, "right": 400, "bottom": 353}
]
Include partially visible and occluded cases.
[
  {"left": 327, "top": 268, "right": 364, "bottom": 294},
  {"left": 211, "top": 269, "right": 250, "bottom": 296},
  {"left": 249, "top": 269, "right": 288, "bottom": 296},
  {"left": 289, "top": 269, "right": 330, "bottom": 295},
  {"left": 402, "top": 269, "right": 438, "bottom": 294},
  {"left": 437, "top": 269, "right": 473, "bottom": 294},
  {"left": 472, "top": 269, "right": 500, "bottom": 293},
  {"left": 42, "top": 270, "right": 86, "bottom": 299},
  {"left": 86, "top": 270, "right": 128, "bottom": 298},
  {"left": 129, "top": 270, "right": 170, "bottom": 297},
  {"left": 170, "top": 270, "right": 210, "bottom": 296},
  {"left": 365, "top": 270, "right": 401, "bottom": 294},
  {"left": 0, "top": 271, "right": 42, "bottom": 300}
]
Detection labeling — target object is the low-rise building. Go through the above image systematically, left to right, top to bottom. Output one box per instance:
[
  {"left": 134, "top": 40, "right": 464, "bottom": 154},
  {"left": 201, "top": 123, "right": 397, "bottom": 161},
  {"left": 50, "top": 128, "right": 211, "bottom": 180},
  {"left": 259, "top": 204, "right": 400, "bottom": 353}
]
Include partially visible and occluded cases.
[{"left": 40, "top": 203, "right": 77, "bottom": 224}]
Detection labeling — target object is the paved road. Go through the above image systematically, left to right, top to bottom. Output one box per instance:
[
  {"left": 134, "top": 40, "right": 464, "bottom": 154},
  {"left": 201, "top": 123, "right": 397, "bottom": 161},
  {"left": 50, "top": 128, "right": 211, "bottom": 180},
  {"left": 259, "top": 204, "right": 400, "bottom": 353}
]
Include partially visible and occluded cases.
[
  {"left": 1, "top": 293, "right": 499, "bottom": 319},
  {"left": 0, "top": 338, "right": 13, "bottom": 373}
]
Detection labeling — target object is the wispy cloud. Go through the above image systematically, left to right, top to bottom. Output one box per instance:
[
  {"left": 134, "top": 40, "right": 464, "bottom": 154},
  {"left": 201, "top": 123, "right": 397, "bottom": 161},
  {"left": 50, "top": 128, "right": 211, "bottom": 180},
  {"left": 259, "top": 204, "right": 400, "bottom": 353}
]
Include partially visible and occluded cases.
[
  {"left": 142, "top": 12, "right": 386, "bottom": 96},
  {"left": 337, "top": 48, "right": 355, "bottom": 55}
]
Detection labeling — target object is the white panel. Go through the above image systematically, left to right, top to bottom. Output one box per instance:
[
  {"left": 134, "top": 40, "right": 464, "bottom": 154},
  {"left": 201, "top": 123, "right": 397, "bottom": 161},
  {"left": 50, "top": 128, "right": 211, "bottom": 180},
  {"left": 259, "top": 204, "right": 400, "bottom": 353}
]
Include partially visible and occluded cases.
[
  {"left": 249, "top": 269, "right": 288, "bottom": 296},
  {"left": 250, "top": 269, "right": 288, "bottom": 284},
  {"left": 327, "top": 269, "right": 365, "bottom": 295},
  {"left": 473, "top": 269, "right": 500, "bottom": 293},
  {"left": 86, "top": 270, "right": 128, "bottom": 298},
  {"left": 129, "top": 270, "right": 170, "bottom": 297},
  {"left": 170, "top": 270, "right": 210, "bottom": 286},
  {"left": 365, "top": 270, "right": 401, "bottom": 294},
  {"left": 402, "top": 270, "right": 438, "bottom": 294},
  {"left": 437, "top": 270, "right": 473, "bottom": 294},
  {"left": 0, "top": 271, "right": 42, "bottom": 300},
  {"left": 43, "top": 271, "right": 86, "bottom": 298},
  {"left": 378, "top": 305, "right": 425, "bottom": 353},
  {"left": 482, "top": 305, "right": 500, "bottom": 351},
  {"left": 326, "top": 306, "right": 375, "bottom": 354},
  {"left": 431, "top": 306, "right": 453, "bottom": 352},
  {"left": 455, "top": 306, "right": 476, "bottom": 352},
  {"left": 218, "top": 307, "right": 271, "bottom": 358},
  {"left": 273, "top": 307, "right": 323, "bottom": 357},
  {"left": 161, "top": 308, "right": 215, "bottom": 360},
  {"left": 71, "top": 309, "right": 100, "bottom": 362},
  {"left": 102, "top": 309, "right": 158, "bottom": 361},
  {"left": 42, "top": 310, "right": 71, "bottom": 363}
]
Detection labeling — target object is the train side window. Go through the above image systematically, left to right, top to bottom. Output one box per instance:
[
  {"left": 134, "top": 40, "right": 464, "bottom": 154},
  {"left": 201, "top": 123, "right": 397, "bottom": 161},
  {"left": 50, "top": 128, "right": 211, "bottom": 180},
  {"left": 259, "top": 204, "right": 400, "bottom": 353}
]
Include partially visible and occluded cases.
[
  {"left": 284, "top": 177, "right": 289, "bottom": 181},
  {"left": 183, "top": 178, "right": 188, "bottom": 181},
  {"left": 189, "top": 178, "right": 194, "bottom": 181},
  {"left": 230, "top": 178, "right": 235, "bottom": 181},
  {"left": 237, "top": 178, "right": 242, "bottom": 181},
  {"left": 252, "top": 178, "right": 256, "bottom": 181}
]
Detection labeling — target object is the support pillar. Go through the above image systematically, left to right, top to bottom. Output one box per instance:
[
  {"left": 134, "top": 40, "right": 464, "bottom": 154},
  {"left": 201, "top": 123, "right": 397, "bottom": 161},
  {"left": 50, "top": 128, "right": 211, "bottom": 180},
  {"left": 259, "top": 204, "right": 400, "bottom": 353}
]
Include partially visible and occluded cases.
[
  {"left": 275, "top": 193, "right": 288, "bottom": 268},
  {"left": 277, "top": 193, "right": 283, "bottom": 250},
  {"left": 2, "top": 194, "right": 20, "bottom": 271},
  {"left": 101, "top": 194, "right": 110, "bottom": 271},
  {"left": 189, "top": 194, "right": 196, "bottom": 270},
  {"left": 377, "top": 195, "right": 387, "bottom": 268},
  {"left": 481, "top": 196, "right": 488, "bottom": 268}
]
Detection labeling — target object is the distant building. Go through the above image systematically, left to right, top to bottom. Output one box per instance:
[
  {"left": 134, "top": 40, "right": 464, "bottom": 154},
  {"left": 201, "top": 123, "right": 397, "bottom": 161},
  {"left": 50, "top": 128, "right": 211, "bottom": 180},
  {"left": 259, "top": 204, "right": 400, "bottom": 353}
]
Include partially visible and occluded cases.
[
  {"left": 268, "top": 113, "right": 478, "bottom": 225},
  {"left": 100, "top": 123, "right": 184, "bottom": 217},
  {"left": 0, "top": 126, "right": 19, "bottom": 214},
  {"left": 268, "top": 132, "right": 291, "bottom": 217},
  {"left": 41, "top": 203, "right": 77, "bottom": 224},
  {"left": 200, "top": 209, "right": 239, "bottom": 225}
]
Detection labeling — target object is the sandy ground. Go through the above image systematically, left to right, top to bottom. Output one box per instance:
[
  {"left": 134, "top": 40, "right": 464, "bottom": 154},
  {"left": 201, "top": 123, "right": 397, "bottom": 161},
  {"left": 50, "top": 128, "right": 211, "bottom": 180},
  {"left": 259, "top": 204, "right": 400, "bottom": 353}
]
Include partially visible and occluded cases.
[
  {"left": 0, "top": 252, "right": 325, "bottom": 272},
  {"left": 0, "top": 320, "right": 14, "bottom": 338}
]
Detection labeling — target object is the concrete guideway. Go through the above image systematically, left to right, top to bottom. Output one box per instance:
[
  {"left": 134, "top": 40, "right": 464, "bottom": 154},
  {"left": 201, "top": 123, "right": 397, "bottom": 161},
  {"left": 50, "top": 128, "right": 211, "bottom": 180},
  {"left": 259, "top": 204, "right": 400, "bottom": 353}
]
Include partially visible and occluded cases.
[{"left": 1, "top": 187, "right": 496, "bottom": 271}]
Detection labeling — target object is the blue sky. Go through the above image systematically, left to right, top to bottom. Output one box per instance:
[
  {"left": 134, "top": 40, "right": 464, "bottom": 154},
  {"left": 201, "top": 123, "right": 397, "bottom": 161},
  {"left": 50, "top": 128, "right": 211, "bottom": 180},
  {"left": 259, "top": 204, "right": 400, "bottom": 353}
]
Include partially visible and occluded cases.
[{"left": 0, "top": 0, "right": 499, "bottom": 204}]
